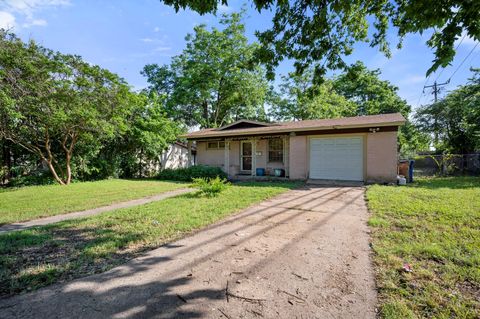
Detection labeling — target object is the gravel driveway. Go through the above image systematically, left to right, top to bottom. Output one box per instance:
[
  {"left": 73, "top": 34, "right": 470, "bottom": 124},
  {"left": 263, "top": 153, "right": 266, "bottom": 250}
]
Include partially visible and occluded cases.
[{"left": 0, "top": 186, "right": 377, "bottom": 319}]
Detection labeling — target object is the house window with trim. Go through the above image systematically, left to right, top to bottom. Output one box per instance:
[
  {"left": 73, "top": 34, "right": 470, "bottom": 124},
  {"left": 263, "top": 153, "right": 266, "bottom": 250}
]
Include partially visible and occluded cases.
[
  {"left": 268, "top": 138, "right": 283, "bottom": 162},
  {"left": 206, "top": 141, "right": 225, "bottom": 150}
]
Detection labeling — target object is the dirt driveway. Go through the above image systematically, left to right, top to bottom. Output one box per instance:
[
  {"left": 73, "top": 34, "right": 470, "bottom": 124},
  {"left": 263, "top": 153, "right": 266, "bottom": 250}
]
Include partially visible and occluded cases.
[{"left": 0, "top": 186, "right": 377, "bottom": 319}]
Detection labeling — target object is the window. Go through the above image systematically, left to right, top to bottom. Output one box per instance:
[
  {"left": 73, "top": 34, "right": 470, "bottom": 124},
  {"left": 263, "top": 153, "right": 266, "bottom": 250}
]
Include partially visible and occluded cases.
[
  {"left": 268, "top": 138, "right": 283, "bottom": 162},
  {"left": 206, "top": 141, "right": 225, "bottom": 150}
]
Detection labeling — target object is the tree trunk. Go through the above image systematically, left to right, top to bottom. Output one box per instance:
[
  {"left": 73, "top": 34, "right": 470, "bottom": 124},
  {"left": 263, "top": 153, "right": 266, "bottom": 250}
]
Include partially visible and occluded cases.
[{"left": 45, "top": 159, "right": 66, "bottom": 185}]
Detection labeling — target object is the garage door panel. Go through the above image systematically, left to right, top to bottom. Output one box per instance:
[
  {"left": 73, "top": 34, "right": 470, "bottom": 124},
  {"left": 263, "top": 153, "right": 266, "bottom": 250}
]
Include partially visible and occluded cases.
[{"left": 309, "top": 136, "right": 364, "bottom": 181}]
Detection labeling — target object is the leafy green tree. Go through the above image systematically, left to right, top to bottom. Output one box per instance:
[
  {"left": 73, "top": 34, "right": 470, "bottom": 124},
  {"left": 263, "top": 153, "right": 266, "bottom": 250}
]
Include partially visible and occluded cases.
[
  {"left": 160, "top": 0, "right": 479, "bottom": 81},
  {"left": 142, "top": 12, "right": 270, "bottom": 128},
  {"left": 0, "top": 31, "right": 133, "bottom": 185},
  {"left": 333, "top": 61, "right": 410, "bottom": 117},
  {"left": 415, "top": 68, "right": 480, "bottom": 153},
  {"left": 270, "top": 69, "right": 356, "bottom": 121}
]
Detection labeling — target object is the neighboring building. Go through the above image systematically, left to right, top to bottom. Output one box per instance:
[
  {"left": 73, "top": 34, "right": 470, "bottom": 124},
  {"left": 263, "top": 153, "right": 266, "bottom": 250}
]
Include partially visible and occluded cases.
[
  {"left": 181, "top": 113, "right": 405, "bottom": 183},
  {"left": 159, "top": 141, "right": 196, "bottom": 170}
]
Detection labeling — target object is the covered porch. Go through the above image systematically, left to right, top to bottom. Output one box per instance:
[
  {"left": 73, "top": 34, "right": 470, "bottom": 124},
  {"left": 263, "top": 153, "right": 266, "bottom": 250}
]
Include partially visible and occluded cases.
[{"left": 192, "top": 135, "right": 290, "bottom": 179}]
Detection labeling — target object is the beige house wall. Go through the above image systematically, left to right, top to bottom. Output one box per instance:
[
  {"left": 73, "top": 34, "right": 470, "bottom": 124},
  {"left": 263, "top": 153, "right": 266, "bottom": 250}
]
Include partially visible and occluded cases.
[
  {"left": 195, "top": 130, "right": 398, "bottom": 183},
  {"left": 365, "top": 131, "right": 398, "bottom": 183},
  {"left": 288, "top": 135, "right": 308, "bottom": 179},
  {"left": 196, "top": 142, "right": 224, "bottom": 168}
]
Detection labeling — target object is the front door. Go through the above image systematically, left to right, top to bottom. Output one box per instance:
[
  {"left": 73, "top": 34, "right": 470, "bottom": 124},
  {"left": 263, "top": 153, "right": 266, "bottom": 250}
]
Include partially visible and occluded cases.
[{"left": 241, "top": 141, "right": 252, "bottom": 172}]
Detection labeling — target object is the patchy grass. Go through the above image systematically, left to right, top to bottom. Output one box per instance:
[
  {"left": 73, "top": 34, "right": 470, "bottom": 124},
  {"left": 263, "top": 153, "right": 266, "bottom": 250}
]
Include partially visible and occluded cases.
[
  {"left": 367, "top": 177, "right": 480, "bottom": 318},
  {"left": 0, "top": 179, "right": 187, "bottom": 225},
  {"left": 0, "top": 181, "right": 299, "bottom": 296}
]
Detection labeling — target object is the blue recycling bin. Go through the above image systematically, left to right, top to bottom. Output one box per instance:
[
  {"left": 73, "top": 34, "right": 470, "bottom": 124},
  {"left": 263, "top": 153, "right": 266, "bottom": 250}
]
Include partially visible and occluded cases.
[
  {"left": 408, "top": 160, "right": 414, "bottom": 183},
  {"left": 256, "top": 168, "right": 265, "bottom": 176}
]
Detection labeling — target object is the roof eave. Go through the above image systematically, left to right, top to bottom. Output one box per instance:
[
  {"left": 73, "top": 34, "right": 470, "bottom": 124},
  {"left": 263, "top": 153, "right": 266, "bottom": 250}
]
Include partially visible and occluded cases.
[{"left": 181, "top": 120, "right": 406, "bottom": 139}]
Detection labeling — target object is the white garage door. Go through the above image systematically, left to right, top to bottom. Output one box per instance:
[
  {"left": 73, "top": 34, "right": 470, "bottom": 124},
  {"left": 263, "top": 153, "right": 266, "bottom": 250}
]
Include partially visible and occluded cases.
[{"left": 309, "top": 136, "right": 364, "bottom": 181}]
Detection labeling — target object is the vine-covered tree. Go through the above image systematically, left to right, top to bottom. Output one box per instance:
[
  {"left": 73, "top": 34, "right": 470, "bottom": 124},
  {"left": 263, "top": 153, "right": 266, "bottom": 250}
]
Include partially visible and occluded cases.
[
  {"left": 160, "top": 0, "right": 480, "bottom": 81},
  {"left": 142, "top": 11, "right": 270, "bottom": 128}
]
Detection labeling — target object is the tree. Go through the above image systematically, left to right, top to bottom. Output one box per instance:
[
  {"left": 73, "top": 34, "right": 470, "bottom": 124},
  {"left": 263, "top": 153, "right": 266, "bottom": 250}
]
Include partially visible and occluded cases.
[
  {"left": 160, "top": 0, "right": 480, "bottom": 82},
  {"left": 142, "top": 11, "right": 270, "bottom": 128},
  {"left": 0, "top": 31, "right": 133, "bottom": 185},
  {"left": 333, "top": 61, "right": 410, "bottom": 117},
  {"left": 415, "top": 68, "right": 480, "bottom": 154},
  {"left": 270, "top": 69, "right": 356, "bottom": 121}
]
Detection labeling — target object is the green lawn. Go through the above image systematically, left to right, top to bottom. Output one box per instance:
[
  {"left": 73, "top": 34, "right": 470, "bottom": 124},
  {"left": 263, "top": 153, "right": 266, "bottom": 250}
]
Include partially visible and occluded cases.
[
  {"left": 367, "top": 177, "right": 480, "bottom": 318},
  {"left": 0, "top": 179, "right": 188, "bottom": 225},
  {"left": 0, "top": 181, "right": 299, "bottom": 296}
]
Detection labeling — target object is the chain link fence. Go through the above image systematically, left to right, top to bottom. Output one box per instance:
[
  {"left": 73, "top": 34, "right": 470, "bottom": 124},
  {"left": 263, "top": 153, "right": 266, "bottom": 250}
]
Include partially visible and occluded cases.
[{"left": 407, "top": 154, "right": 480, "bottom": 176}]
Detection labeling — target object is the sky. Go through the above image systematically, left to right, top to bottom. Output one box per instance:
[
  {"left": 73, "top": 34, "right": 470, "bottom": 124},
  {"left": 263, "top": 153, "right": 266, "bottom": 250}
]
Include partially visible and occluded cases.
[{"left": 1, "top": 0, "right": 479, "bottom": 111}]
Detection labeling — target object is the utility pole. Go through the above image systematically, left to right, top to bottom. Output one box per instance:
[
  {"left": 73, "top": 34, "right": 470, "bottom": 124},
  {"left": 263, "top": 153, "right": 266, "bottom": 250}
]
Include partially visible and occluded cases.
[
  {"left": 423, "top": 80, "right": 449, "bottom": 147},
  {"left": 424, "top": 80, "right": 450, "bottom": 103}
]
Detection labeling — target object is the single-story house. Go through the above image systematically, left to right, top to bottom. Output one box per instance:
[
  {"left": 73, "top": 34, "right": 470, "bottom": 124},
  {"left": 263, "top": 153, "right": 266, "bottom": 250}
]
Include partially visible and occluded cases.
[{"left": 181, "top": 113, "right": 406, "bottom": 183}]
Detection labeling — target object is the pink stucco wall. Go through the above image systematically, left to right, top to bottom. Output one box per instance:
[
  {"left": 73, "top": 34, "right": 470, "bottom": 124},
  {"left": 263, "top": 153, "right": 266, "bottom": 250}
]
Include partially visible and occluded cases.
[
  {"left": 366, "top": 131, "right": 398, "bottom": 183},
  {"left": 288, "top": 135, "right": 308, "bottom": 179}
]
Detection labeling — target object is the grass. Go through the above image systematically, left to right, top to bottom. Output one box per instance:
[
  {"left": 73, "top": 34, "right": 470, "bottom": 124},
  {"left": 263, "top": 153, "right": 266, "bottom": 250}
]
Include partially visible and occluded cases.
[
  {"left": 367, "top": 176, "right": 480, "bottom": 318},
  {"left": 0, "top": 179, "right": 188, "bottom": 225},
  {"left": 0, "top": 181, "right": 299, "bottom": 296}
]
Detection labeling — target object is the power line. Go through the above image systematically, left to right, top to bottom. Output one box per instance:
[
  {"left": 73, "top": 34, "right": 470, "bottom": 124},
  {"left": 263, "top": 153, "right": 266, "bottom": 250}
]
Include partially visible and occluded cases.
[
  {"left": 434, "top": 33, "right": 467, "bottom": 82},
  {"left": 447, "top": 42, "right": 479, "bottom": 82},
  {"left": 416, "top": 74, "right": 431, "bottom": 108}
]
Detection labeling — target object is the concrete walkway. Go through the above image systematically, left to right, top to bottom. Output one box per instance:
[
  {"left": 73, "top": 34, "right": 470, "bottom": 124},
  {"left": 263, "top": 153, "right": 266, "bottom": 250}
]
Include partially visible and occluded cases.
[
  {"left": 0, "top": 186, "right": 377, "bottom": 319},
  {"left": 0, "top": 188, "right": 194, "bottom": 234}
]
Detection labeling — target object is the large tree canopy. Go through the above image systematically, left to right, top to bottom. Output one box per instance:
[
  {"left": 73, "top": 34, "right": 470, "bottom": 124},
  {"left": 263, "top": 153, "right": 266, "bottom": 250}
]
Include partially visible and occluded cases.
[
  {"left": 160, "top": 0, "right": 480, "bottom": 82},
  {"left": 142, "top": 12, "right": 270, "bottom": 128},
  {"left": 0, "top": 31, "right": 133, "bottom": 184},
  {"left": 269, "top": 61, "right": 429, "bottom": 155},
  {"left": 415, "top": 68, "right": 480, "bottom": 154},
  {"left": 270, "top": 69, "right": 356, "bottom": 121}
]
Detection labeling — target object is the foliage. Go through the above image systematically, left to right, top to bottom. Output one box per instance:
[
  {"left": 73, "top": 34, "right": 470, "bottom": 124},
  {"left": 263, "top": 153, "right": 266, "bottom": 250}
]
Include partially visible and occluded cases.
[
  {"left": 160, "top": 0, "right": 479, "bottom": 82},
  {"left": 142, "top": 11, "right": 270, "bottom": 128},
  {"left": 0, "top": 30, "right": 133, "bottom": 185},
  {"left": 0, "top": 31, "right": 182, "bottom": 185},
  {"left": 270, "top": 61, "right": 429, "bottom": 154},
  {"left": 333, "top": 62, "right": 410, "bottom": 117},
  {"left": 270, "top": 68, "right": 356, "bottom": 121},
  {"left": 415, "top": 68, "right": 480, "bottom": 153},
  {"left": 157, "top": 165, "right": 227, "bottom": 182},
  {"left": 192, "top": 176, "right": 229, "bottom": 197},
  {"left": 367, "top": 177, "right": 480, "bottom": 318},
  {"left": 0, "top": 179, "right": 187, "bottom": 225},
  {"left": 0, "top": 181, "right": 298, "bottom": 295}
]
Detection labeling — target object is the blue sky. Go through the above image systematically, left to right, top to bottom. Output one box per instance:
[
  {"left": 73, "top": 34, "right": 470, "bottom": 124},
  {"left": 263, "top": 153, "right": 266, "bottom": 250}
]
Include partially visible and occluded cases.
[{"left": 1, "top": 0, "right": 478, "bottom": 110}]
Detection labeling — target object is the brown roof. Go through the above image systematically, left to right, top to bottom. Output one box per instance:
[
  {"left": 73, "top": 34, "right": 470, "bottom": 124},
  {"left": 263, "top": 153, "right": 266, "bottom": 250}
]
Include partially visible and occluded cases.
[{"left": 182, "top": 113, "right": 406, "bottom": 139}]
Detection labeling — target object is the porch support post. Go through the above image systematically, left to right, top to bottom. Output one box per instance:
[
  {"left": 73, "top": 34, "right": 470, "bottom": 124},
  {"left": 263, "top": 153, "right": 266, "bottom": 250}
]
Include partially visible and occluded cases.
[
  {"left": 283, "top": 135, "right": 289, "bottom": 178},
  {"left": 251, "top": 138, "right": 257, "bottom": 176},
  {"left": 224, "top": 139, "right": 230, "bottom": 176},
  {"left": 187, "top": 140, "right": 193, "bottom": 167}
]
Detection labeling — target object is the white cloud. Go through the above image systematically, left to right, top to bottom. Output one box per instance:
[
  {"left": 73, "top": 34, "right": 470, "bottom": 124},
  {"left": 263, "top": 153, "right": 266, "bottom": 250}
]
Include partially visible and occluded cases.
[
  {"left": 0, "top": 0, "right": 70, "bottom": 29},
  {"left": 217, "top": 4, "right": 232, "bottom": 13},
  {"left": 0, "top": 11, "right": 16, "bottom": 29},
  {"left": 22, "top": 18, "right": 47, "bottom": 27},
  {"left": 153, "top": 26, "right": 160, "bottom": 32},
  {"left": 140, "top": 38, "right": 154, "bottom": 43},
  {"left": 154, "top": 46, "right": 171, "bottom": 52}
]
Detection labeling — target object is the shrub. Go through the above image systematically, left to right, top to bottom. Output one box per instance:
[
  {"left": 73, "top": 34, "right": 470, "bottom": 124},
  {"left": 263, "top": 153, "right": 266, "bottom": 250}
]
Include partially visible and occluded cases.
[
  {"left": 157, "top": 165, "right": 227, "bottom": 182},
  {"left": 192, "top": 177, "right": 229, "bottom": 197}
]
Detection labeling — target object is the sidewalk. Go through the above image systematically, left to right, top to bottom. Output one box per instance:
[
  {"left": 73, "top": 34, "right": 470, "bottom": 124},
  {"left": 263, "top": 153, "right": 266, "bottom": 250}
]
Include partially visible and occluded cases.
[{"left": 0, "top": 188, "right": 194, "bottom": 234}]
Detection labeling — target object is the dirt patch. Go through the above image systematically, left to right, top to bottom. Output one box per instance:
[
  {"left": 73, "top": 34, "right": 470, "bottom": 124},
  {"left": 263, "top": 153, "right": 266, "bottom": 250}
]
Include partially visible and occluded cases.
[{"left": 0, "top": 186, "right": 377, "bottom": 318}]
